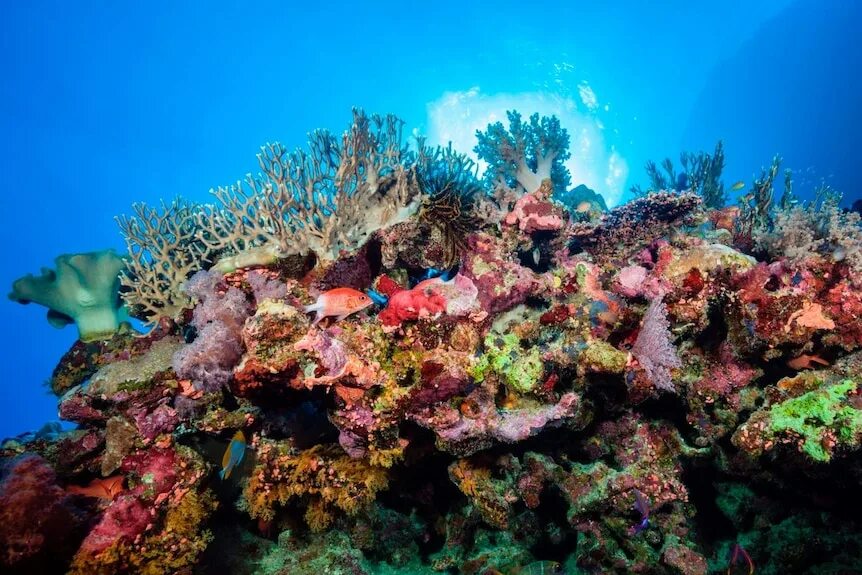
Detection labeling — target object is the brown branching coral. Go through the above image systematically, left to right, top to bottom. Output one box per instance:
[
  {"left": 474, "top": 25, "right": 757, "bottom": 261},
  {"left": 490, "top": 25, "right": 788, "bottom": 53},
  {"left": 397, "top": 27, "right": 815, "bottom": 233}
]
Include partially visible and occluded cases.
[
  {"left": 201, "top": 109, "right": 422, "bottom": 271},
  {"left": 116, "top": 110, "right": 422, "bottom": 325},
  {"left": 116, "top": 199, "right": 211, "bottom": 324},
  {"left": 242, "top": 441, "right": 390, "bottom": 531}
]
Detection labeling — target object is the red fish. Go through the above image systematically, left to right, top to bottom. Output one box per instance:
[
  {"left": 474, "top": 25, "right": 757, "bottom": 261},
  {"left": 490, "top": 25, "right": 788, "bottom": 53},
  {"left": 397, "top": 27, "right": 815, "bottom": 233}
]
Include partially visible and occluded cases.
[
  {"left": 303, "top": 288, "right": 373, "bottom": 324},
  {"left": 67, "top": 475, "right": 124, "bottom": 500}
]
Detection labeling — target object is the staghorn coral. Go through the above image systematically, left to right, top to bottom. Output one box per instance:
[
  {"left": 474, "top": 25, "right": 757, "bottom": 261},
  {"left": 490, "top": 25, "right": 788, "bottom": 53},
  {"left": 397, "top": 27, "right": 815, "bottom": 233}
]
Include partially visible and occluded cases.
[
  {"left": 199, "top": 108, "right": 421, "bottom": 270},
  {"left": 116, "top": 110, "right": 421, "bottom": 325},
  {"left": 117, "top": 199, "right": 210, "bottom": 324}
]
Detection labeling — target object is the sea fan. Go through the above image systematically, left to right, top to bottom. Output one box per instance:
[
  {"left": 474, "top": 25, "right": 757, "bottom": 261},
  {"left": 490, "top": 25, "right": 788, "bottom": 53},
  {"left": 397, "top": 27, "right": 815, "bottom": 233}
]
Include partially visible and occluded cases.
[{"left": 631, "top": 298, "right": 681, "bottom": 392}]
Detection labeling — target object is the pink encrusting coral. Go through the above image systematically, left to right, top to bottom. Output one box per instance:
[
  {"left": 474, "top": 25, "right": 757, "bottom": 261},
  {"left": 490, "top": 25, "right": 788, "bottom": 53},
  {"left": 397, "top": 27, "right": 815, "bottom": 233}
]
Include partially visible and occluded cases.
[{"left": 503, "top": 184, "right": 566, "bottom": 233}]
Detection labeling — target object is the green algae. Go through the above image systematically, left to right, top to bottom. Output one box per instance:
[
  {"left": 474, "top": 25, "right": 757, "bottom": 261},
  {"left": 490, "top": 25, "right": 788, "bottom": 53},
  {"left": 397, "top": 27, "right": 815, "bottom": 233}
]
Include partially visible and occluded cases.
[
  {"left": 471, "top": 333, "right": 544, "bottom": 393},
  {"left": 579, "top": 339, "right": 628, "bottom": 374},
  {"left": 768, "top": 379, "right": 862, "bottom": 462}
]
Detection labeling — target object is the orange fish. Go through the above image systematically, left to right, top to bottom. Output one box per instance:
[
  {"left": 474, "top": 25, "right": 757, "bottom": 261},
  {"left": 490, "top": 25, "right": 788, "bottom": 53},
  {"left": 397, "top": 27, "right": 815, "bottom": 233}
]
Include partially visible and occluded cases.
[
  {"left": 304, "top": 287, "right": 373, "bottom": 324},
  {"left": 787, "top": 354, "right": 830, "bottom": 370},
  {"left": 67, "top": 475, "right": 124, "bottom": 500}
]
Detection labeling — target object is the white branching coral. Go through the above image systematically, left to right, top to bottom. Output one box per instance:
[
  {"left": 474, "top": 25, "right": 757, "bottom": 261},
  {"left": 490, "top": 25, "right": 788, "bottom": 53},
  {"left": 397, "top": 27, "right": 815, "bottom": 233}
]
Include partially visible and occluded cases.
[
  {"left": 117, "top": 109, "right": 422, "bottom": 325},
  {"left": 202, "top": 109, "right": 421, "bottom": 271},
  {"left": 116, "top": 199, "right": 211, "bottom": 322}
]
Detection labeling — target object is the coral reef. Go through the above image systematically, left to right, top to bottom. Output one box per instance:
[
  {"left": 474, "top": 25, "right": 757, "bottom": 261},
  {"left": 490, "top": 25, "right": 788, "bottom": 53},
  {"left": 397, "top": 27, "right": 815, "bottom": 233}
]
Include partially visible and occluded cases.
[{"left": 6, "top": 109, "right": 862, "bottom": 574}]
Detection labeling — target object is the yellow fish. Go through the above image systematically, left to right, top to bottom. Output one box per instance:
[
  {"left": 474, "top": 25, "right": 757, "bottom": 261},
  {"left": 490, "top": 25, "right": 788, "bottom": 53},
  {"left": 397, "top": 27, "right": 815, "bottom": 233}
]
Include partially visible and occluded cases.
[
  {"left": 730, "top": 181, "right": 746, "bottom": 191},
  {"left": 576, "top": 201, "right": 592, "bottom": 213},
  {"left": 220, "top": 430, "right": 247, "bottom": 480}
]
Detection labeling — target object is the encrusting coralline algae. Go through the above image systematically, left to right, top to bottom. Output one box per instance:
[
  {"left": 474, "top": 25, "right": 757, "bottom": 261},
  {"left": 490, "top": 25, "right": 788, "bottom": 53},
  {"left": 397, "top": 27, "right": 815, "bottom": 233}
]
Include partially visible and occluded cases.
[{"left": 4, "top": 108, "right": 862, "bottom": 574}]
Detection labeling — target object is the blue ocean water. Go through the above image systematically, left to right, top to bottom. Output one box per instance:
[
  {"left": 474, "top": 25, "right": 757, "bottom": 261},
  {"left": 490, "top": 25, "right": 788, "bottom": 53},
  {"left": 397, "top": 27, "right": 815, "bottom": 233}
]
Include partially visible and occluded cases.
[{"left": 0, "top": 0, "right": 858, "bottom": 439}]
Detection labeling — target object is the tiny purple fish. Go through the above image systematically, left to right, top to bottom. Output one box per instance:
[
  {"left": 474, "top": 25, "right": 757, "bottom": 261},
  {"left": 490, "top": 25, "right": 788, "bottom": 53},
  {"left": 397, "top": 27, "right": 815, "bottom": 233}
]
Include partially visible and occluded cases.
[{"left": 628, "top": 489, "right": 650, "bottom": 536}]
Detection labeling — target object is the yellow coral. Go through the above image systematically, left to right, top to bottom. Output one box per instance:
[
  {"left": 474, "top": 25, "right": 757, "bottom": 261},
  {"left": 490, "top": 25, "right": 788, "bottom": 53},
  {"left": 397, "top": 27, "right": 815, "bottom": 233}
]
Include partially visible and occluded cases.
[
  {"left": 243, "top": 441, "right": 390, "bottom": 532},
  {"left": 448, "top": 458, "right": 511, "bottom": 529}
]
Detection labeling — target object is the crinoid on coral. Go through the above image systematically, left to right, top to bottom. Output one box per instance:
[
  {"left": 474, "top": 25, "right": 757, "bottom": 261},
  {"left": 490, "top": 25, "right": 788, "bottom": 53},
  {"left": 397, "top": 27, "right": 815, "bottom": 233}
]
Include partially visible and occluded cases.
[{"left": 414, "top": 140, "right": 483, "bottom": 267}]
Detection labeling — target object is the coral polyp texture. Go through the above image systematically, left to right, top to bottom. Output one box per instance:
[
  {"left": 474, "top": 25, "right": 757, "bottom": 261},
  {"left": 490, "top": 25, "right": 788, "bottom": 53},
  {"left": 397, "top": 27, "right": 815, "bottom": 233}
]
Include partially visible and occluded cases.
[{"left": 6, "top": 108, "right": 862, "bottom": 574}]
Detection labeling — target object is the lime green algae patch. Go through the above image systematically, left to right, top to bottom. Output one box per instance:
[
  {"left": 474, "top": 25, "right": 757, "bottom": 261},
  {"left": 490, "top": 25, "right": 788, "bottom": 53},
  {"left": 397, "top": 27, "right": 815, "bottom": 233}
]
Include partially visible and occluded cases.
[
  {"left": 471, "top": 333, "right": 544, "bottom": 394},
  {"left": 768, "top": 379, "right": 862, "bottom": 462}
]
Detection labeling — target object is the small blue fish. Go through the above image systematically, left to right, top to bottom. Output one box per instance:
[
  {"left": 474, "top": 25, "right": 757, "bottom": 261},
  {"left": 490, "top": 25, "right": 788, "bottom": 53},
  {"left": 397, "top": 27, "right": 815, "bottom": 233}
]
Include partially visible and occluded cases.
[
  {"left": 675, "top": 172, "right": 689, "bottom": 191},
  {"left": 366, "top": 288, "right": 389, "bottom": 306},
  {"left": 220, "top": 430, "right": 246, "bottom": 480},
  {"left": 629, "top": 489, "right": 650, "bottom": 535}
]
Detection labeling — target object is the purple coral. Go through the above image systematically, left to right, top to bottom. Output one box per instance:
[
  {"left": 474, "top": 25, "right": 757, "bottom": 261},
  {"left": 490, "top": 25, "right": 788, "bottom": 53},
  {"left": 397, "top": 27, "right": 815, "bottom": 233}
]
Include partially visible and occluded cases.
[
  {"left": 246, "top": 269, "right": 289, "bottom": 303},
  {"left": 172, "top": 270, "right": 253, "bottom": 391},
  {"left": 631, "top": 298, "right": 681, "bottom": 392}
]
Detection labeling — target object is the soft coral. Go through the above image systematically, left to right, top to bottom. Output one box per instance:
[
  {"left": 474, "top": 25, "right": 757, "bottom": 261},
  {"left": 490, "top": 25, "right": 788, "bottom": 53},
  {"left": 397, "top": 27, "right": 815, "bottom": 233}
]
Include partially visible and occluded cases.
[{"left": 0, "top": 455, "right": 87, "bottom": 569}]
